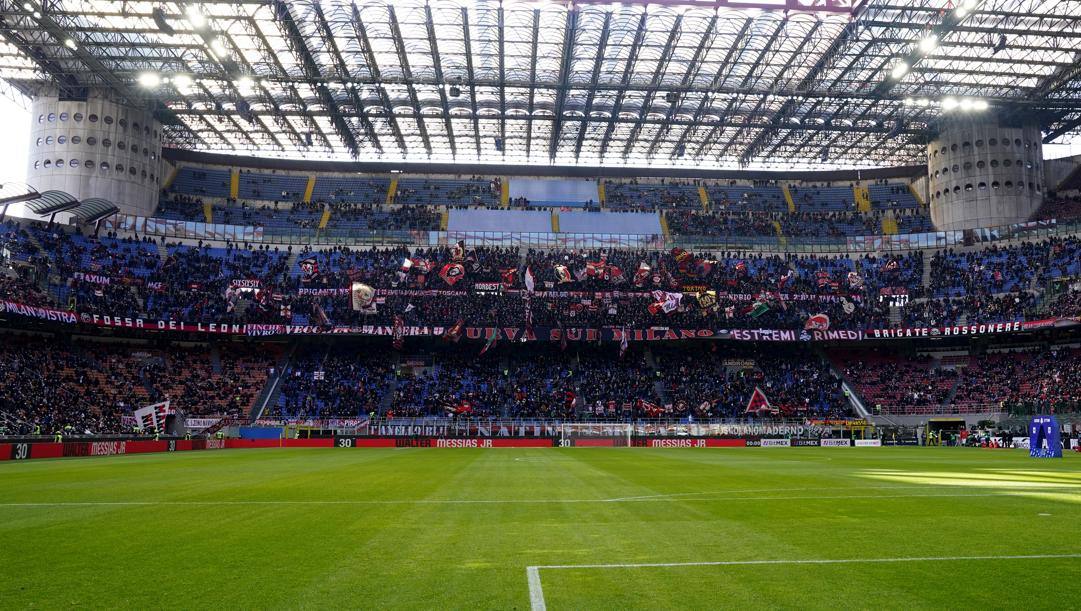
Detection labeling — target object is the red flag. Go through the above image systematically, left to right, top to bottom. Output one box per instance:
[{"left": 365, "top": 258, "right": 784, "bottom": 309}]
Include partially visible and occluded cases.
[
  {"left": 439, "top": 262, "right": 465, "bottom": 286},
  {"left": 633, "top": 262, "right": 651, "bottom": 287},
  {"left": 500, "top": 268, "right": 517, "bottom": 289},
  {"left": 804, "top": 313, "right": 830, "bottom": 331},
  {"left": 745, "top": 386, "right": 775, "bottom": 414}
]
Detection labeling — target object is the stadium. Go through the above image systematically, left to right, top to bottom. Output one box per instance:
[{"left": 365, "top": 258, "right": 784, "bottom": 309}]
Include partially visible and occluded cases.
[{"left": 0, "top": 0, "right": 1080, "bottom": 606}]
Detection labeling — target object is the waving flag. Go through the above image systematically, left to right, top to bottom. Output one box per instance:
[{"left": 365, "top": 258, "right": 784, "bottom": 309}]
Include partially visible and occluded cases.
[
  {"left": 299, "top": 257, "right": 320, "bottom": 282},
  {"left": 439, "top": 262, "right": 465, "bottom": 286},
  {"left": 633, "top": 262, "right": 651, "bottom": 287},
  {"left": 524, "top": 266, "right": 536, "bottom": 293},
  {"left": 501, "top": 268, "right": 517, "bottom": 289},
  {"left": 351, "top": 282, "right": 376, "bottom": 313},
  {"left": 647, "top": 290, "right": 683, "bottom": 315},
  {"left": 749, "top": 300, "right": 770, "bottom": 319},
  {"left": 804, "top": 313, "right": 830, "bottom": 331},
  {"left": 443, "top": 318, "right": 464, "bottom": 343},
  {"left": 619, "top": 326, "right": 628, "bottom": 359},
  {"left": 478, "top": 328, "right": 499, "bottom": 356},
  {"left": 745, "top": 387, "right": 775, "bottom": 415}
]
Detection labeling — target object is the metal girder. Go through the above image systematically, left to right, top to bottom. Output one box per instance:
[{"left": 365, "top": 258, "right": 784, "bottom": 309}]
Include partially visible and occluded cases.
[
  {"left": 1, "top": 0, "right": 1079, "bottom": 167},
  {"left": 273, "top": 0, "right": 359, "bottom": 158},
  {"left": 312, "top": 1, "right": 383, "bottom": 153},
  {"left": 350, "top": 2, "right": 407, "bottom": 153},
  {"left": 386, "top": 4, "right": 432, "bottom": 156},
  {"left": 424, "top": 5, "right": 456, "bottom": 158},
  {"left": 497, "top": 6, "right": 506, "bottom": 157},
  {"left": 459, "top": 7, "right": 481, "bottom": 158},
  {"left": 524, "top": 8, "right": 540, "bottom": 159},
  {"left": 547, "top": 8, "right": 578, "bottom": 161},
  {"left": 572, "top": 12, "right": 612, "bottom": 161},
  {"left": 597, "top": 13, "right": 647, "bottom": 160},
  {"left": 619, "top": 13, "right": 684, "bottom": 160},
  {"left": 646, "top": 13, "right": 717, "bottom": 160},
  {"left": 691, "top": 17, "right": 785, "bottom": 161},
  {"left": 710, "top": 17, "right": 786, "bottom": 161},
  {"left": 736, "top": 18, "right": 824, "bottom": 164},
  {"left": 169, "top": 106, "right": 923, "bottom": 134}
]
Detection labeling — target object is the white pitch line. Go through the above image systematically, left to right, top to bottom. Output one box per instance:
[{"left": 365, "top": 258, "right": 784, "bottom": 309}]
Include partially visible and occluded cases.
[
  {"left": 0, "top": 486, "right": 1079, "bottom": 508},
  {"left": 525, "top": 553, "right": 1081, "bottom": 611},
  {"left": 526, "top": 566, "right": 547, "bottom": 611}
]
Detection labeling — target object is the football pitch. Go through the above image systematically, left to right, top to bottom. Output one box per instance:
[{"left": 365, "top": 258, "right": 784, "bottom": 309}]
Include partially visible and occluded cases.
[{"left": 2, "top": 447, "right": 1080, "bottom": 609}]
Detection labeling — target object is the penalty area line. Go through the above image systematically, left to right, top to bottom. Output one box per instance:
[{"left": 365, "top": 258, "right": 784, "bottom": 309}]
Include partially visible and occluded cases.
[{"left": 525, "top": 553, "right": 1081, "bottom": 611}]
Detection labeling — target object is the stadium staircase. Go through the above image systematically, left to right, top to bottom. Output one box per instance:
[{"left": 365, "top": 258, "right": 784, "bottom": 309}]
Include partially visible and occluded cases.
[
  {"left": 154, "top": 240, "right": 169, "bottom": 265},
  {"left": 283, "top": 250, "right": 303, "bottom": 278},
  {"left": 921, "top": 254, "right": 933, "bottom": 288},
  {"left": 209, "top": 344, "right": 222, "bottom": 375},
  {"left": 249, "top": 344, "right": 296, "bottom": 421},
  {"left": 642, "top": 348, "right": 669, "bottom": 405},
  {"left": 821, "top": 350, "right": 872, "bottom": 419},
  {"left": 138, "top": 355, "right": 165, "bottom": 398},
  {"left": 379, "top": 356, "right": 401, "bottom": 415}
]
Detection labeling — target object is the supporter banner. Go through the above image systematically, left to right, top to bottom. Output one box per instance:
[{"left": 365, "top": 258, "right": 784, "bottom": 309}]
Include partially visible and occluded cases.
[
  {"left": 72, "top": 272, "right": 111, "bottom": 285},
  {"left": 230, "top": 279, "right": 261, "bottom": 289},
  {"left": 297, "top": 288, "right": 351, "bottom": 296},
  {"left": 1, "top": 298, "right": 1077, "bottom": 343},
  {"left": 1, "top": 300, "right": 78, "bottom": 324},
  {"left": 78, "top": 314, "right": 246, "bottom": 335},
  {"left": 865, "top": 321, "right": 1025, "bottom": 339},
  {"left": 185, "top": 418, "right": 221, "bottom": 431},
  {"left": 257, "top": 418, "right": 364, "bottom": 429},
  {"left": 373, "top": 422, "right": 564, "bottom": 438},
  {"left": 760, "top": 438, "right": 792, "bottom": 447},
  {"left": 820, "top": 438, "right": 852, "bottom": 447},
  {"left": 854, "top": 439, "right": 883, "bottom": 447}
]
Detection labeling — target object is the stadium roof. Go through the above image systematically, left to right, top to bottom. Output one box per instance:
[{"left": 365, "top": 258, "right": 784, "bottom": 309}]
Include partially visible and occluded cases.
[{"left": 0, "top": 0, "right": 1079, "bottom": 170}]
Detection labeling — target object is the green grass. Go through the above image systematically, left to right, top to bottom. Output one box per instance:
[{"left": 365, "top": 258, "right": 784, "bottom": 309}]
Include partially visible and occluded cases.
[{"left": 2, "top": 447, "right": 1081, "bottom": 609}]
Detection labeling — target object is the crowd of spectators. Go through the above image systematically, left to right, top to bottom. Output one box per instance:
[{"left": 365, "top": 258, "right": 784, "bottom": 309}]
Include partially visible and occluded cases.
[
  {"left": 665, "top": 209, "right": 933, "bottom": 239},
  {"left": 1, "top": 220, "right": 1079, "bottom": 335},
  {"left": 0, "top": 335, "right": 274, "bottom": 435},
  {"left": 834, "top": 346, "right": 1081, "bottom": 415},
  {"left": 833, "top": 350, "right": 959, "bottom": 412}
]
